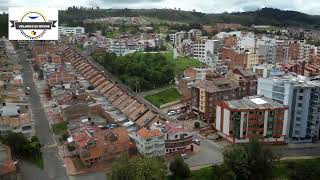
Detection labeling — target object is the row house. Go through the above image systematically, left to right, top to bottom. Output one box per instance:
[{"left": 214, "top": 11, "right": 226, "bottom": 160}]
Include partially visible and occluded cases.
[
  {"left": 57, "top": 43, "right": 166, "bottom": 130},
  {"left": 0, "top": 113, "right": 34, "bottom": 139}
]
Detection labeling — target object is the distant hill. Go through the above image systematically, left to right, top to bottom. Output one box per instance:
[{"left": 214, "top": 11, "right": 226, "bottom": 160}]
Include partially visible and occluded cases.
[
  {"left": 0, "top": 7, "right": 319, "bottom": 37},
  {"left": 59, "top": 7, "right": 320, "bottom": 29}
]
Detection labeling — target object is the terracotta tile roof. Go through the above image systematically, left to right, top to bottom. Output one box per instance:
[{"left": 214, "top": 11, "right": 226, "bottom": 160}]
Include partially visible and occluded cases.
[
  {"left": 96, "top": 81, "right": 109, "bottom": 91},
  {"left": 100, "top": 83, "right": 114, "bottom": 94},
  {"left": 104, "top": 86, "right": 119, "bottom": 98},
  {"left": 108, "top": 90, "right": 124, "bottom": 103},
  {"left": 112, "top": 93, "right": 129, "bottom": 107},
  {"left": 117, "top": 98, "right": 135, "bottom": 111},
  {"left": 123, "top": 101, "right": 141, "bottom": 115},
  {"left": 128, "top": 105, "right": 148, "bottom": 121},
  {"left": 135, "top": 110, "right": 157, "bottom": 127},
  {"left": 163, "top": 121, "right": 187, "bottom": 134},
  {"left": 137, "top": 128, "right": 161, "bottom": 139}
]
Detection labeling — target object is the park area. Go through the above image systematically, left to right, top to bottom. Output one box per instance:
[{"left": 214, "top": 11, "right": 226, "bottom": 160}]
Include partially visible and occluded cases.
[
  {"left": 163, "top": 52, "right": 204, "bottom": 75},
  {"left": 145, "top": 88, "right": 181, "bottom": 108}
]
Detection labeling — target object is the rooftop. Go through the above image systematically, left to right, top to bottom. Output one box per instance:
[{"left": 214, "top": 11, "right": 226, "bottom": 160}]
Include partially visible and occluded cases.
[
  {"left": 192, "top": 79, "right": 239, "bottom": 93},
  {"left": 224, "top": 95, "right": 287, "bottom": 110},
  {"left": 137, "top": 128, "right": 161, "bottom": 139}
]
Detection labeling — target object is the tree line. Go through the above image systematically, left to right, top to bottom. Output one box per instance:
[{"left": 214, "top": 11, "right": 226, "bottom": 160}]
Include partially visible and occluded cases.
[
  {"left": 93, "top": 52, "right": 175, "bottom": 91},
  {"left": 111, "top": 138, "right": 320, "bottom": 180}
]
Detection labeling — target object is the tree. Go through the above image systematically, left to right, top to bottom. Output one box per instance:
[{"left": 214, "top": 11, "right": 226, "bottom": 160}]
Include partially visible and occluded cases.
[
  {"left": 194, "top": 121, "right": 200, "bottom": 129},
  {"left": 223, "top": 138, "right": 276, "bottom": 180},
  {"left": 111, "top": 155, "right": 167, "bottom": 180},
  {"left": 169, "top": 156, "right": 191, "bottom": 178},
  {"left": 286, "top": 160, "right": 320, "bottom": 180},
  {"left": 212, "top": 164, "right": 236, "bottom": 180}
]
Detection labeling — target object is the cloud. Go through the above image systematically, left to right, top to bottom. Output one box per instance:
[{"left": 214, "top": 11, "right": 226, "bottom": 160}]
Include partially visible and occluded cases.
[{"left": 0, "top": 0, "right": 319, "bottom": 15}]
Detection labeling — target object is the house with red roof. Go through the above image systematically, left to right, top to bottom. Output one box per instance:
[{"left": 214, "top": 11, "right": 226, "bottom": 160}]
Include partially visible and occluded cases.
[{"left": 132, "top": 127, "right": 165, "bottom": 157}]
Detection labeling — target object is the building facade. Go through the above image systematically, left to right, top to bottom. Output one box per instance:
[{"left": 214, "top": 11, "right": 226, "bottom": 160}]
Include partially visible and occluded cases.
[
  {"left": 258, "top": 75, "right": 320, "bottom": 143},
  {"left": 216, "top": 96, "right": 288, "bottom": 144},
  {"left": 134, "top": 128, "right": 165, "bottom": 157}
]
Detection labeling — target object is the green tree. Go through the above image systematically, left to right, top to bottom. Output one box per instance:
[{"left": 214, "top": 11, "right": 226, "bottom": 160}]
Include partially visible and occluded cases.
[
  {"left": 223, "top": 138, "right": 276, "bottom": 180},
  {"left": 111, "top": 155, "right": 167, "bottom": 180},
  {"left": 169, "top": 156, "right": 191, "bottom": 178},
  {"left": 286, "top": 160, "right": 320, "bottom": 180},
  {"left": 212, "top": 164, "right": 236, "bottom": 180}
]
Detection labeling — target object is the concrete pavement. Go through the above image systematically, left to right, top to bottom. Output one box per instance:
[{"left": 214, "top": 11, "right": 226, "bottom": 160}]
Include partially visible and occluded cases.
[{"left": 19, "top": 50, "right": 69, "bottom": 180}]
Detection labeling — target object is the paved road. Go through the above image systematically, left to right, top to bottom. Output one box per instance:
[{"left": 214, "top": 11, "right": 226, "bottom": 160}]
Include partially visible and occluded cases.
[
  {"left": 19, "top": 50, "right": 69, "bottom": 180},
  {"left": 185, "top": 133, "right": 223, "bottom": 167}
]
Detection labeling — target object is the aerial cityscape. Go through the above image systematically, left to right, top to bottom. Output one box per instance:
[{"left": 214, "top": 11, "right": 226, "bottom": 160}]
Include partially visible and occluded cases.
[{"left": 0, "top": 0, "right": 320, "bottom": 180}]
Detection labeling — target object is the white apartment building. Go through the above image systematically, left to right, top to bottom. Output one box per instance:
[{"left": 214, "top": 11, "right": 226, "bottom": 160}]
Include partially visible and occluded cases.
[
  {"left": 58, "top": 26, "right": 85, "bottom": 36},
  {"left": 192, "top": 38, "right": 219, "bottom": 63},
  {"left": 257, "top": 38, "right": 277, "bottom": 63},
  {"left": 298, "top": 40, "right": 311, "bottom": 62},
  {"left": 258, "top": 75, "right": 320, "bottom": 143},
  {"left": 133, "top": 128, "right": 165, "bottom": 157}
]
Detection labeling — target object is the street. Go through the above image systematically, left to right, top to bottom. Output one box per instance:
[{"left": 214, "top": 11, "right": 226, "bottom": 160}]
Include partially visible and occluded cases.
[{"left": 19, "top": 50, "right": 69, "bottom": 180}]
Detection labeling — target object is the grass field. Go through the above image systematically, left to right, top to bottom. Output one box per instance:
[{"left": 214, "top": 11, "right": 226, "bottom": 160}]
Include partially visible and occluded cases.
[
  {"left": 163, "top": 52, "right": 204, "bottom": 75},
  {"left": 145, "top": 88, "right": 181, "bottom": 108},
  {"left": 52, "top": 121, "right": 68, "bottom": 135},
  {"left": 168, "top": 159, "right": 320, "bottom": 180}
]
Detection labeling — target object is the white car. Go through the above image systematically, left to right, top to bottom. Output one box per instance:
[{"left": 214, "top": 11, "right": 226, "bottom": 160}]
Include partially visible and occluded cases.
[
  {"left": 26, "top": 87, "right": 31, "bottom": 91},
  {"left": 167, "top": 111, "right": 176, "bottom": 116},
  {"left": 193, "top": 139, "right": 200, "bottom": 145},
  {"left": 181, "top": 154, "right": 187, "bottom": 159}
]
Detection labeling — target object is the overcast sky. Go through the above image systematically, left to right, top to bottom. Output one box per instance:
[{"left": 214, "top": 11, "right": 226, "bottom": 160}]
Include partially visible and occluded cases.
[{"left": 1, "top": 0, "right": 320, "bottom": 15}]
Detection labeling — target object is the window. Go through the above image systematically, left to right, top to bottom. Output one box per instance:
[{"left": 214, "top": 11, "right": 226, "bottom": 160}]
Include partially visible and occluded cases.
[
  {"left": 299, "top": 89, "right": 304, "bottom": 93},
  {"left": 298, "top": 96, "right": 303, "bottom": 100},
  {"left": 298, "top": 103, "right": 302, "bottom": 107}
]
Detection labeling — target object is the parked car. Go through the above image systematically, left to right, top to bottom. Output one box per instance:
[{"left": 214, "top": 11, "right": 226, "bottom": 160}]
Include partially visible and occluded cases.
[
  {"left": 26, "top": 86, "right": 31, "bottom": 91},
  {"left": 167, "top": 110, "right": 176, "bottom": 116},
  {"left": 193, "top": 139, "right": 200, "bottom": 145},
  {"left": 181, "top": 153, "right": 187, "bottom": 159}
]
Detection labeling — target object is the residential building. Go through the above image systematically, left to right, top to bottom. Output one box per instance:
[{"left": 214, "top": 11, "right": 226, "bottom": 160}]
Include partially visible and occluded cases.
[
  {"left": 58, "top": 26, "right": 85, "bottom": 36},
  {"left": 192, "top": 38, "right": 219, "bottom": 63},
  {"left": 257, "top": 39, "right": 277, "bottom": 64},
  {"left": 276, "top": 40, "right": 290, "bottom": 63},
  {"left": 298, "top": 40, "right": 311, "bottom": 62},
  {"left": 310, "top": 46, "right": 320, "bottom": 64},
  {"left": 221, "top": 47, "right": 247, "bottom": 68},
  {"left": 245, "top": 52, "right": 259, "bottom": 69},
  {"left": 280, "top": 63, "right": 320, "bottom": 77},
  {"left": 253, "top": 64, "right": 285, "bottom": 78},
  {"left": 225, "top": 67, "right": 258, "bottom": 98},
  {"left": 258, "top": 75, "right": 320, "bottom": 143},
  {"left": 191, "top": 76, "right": 240, "bottom": 124},
  {"left": 216, "top": 96, "right": 288, "bottom": 143},
  {"left": 0, "top": 113, "right": 34, "bottom": 139},
  {"left": 151, "top": 121, "right": 193, "bottom": 154},
  {"left": 71, "top": 126, "right": 130, "bottom": 167},
  {"left": 133, "top": 128, "right": 165, "bottom": 157},
  {"left": 0, "top": 144, "right": 16, "bottom": 180}
]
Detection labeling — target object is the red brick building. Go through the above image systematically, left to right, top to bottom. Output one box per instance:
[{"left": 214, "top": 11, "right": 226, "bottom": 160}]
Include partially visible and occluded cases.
[
  {"left": 47, "top": 66, "right": 76, "bottom": 86},
  {"left": 216, "top": 96, "right": 288, "bottom": 144}
]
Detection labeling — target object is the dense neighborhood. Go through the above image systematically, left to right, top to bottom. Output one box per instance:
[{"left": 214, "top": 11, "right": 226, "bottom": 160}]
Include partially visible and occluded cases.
[{"left": 0, "top": 4, "right": 320, "bottom": 180}]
